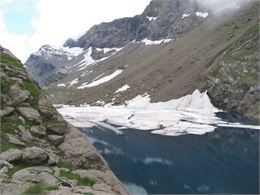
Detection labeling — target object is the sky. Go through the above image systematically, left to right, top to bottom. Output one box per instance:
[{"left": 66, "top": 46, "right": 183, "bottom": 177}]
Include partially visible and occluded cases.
[{"left": 0, "top": 0, "right": 150, "bottom": 62}]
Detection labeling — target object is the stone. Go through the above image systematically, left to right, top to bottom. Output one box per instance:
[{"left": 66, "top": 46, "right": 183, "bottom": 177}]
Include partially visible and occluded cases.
[
  {"left": 8, "top": 85, "right": 30, "bottom": 105},
  {"left": 0, "top": 106, "right": 14, "bottom": 117},
  {"left": 17, "top": 107, "right": 41, "bottom": 123},
  {"left": 47, "top": 123, "right": 67, "bottom": 135},
  {"left": 18, "top": 125, "right": 33, "bottom": 141},
  {"left": 30, "top": 125, "right": 46, "bottom": 137},
  {"left": 58, "top": 125, "right": 107, "bottom": 170},
  {"left": 5, "top": 134, "right": 25, "bottom": 146},
  {"left": 48, "top": 135, "right": 64, "bottom": 146},
  {"left": 21, "top": 147, "right": 48, "bottom": 165},
  {"left": 0, "top": 148, "right": 22, "bottom": 162},
  {"left": 45, "top": 149, "right": 60, "bottom": 165},
  {"left": 0, "top": 160, "right": 13, "bottom": 175},
  {"left": 12, "top": 166, "right": 53, "bottom": 184},
  {"left": 38, "top": 171, "right": 58, "bottom": 186}
]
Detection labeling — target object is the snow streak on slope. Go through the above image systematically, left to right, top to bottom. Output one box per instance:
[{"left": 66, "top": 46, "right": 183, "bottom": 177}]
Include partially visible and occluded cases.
[
  {"left": 77, "top": 70, "right": 123, "bottom": 89},
  {"left": 115, "top": 85, "right": 130, "bottom": 93},
  {"left": 56, "top": 90, "right": 260, "bottom": 136}
]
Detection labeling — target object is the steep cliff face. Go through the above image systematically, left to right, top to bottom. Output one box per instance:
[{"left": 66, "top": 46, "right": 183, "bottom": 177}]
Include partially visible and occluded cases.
[
  {"left": 64, "top": 0, "right": 203, "bottom": 49},
  {"left": 0, "top": 47, "right": 127, "bottom": 194}
]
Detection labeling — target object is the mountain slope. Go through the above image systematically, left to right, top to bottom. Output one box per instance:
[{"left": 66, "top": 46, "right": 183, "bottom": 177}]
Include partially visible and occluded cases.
[
  {"left": 25, "top": 0, "right": 208, "bottom": 87},
  {"left": 47, "top": 3, "right": 259, "bottom": 119},
  {"left": 0, "top": 47, "right": 127, "bottom": 194}
]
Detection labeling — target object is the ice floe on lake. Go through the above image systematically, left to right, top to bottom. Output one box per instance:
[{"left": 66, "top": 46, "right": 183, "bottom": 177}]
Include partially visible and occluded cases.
[{"left": 56, "top": 90, "right": 260, "bottom": 136}]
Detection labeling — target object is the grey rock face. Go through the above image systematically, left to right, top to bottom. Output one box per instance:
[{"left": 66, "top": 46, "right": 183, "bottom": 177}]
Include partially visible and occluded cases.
[
  {"left": 64, "top": 0, "right": 203, "bottom": 49},
  {"left": 8, "top": 85, "right": 30, "bottom": 105},
  {"left": 0, "top": 106, "right": 15, "bottom": 117},
  {"left": 17, "top": 107, "right": 41, "bottom": 123},
  {"left": 46, "top": 123, "right": 67, "bottom": 135},
  {"left": 30, "top": 125, "right": 46, "bottom": 137},
  {"left": 4, "top": 134, "right": 25, "bottom": 146},
  {"left": 48, "top": 135, "right": 64, "bottom": 146},
  {"left": 21, "top": 147, "right": 48, "bottom": 165},
  {"left": 0, "top": 149, "right": 22, "bottom": 162}
]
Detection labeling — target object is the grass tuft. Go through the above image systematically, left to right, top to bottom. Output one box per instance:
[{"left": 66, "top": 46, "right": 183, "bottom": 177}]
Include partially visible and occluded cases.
[
  {"left": 60, "top": 169, "right": 95, "bottom": 186},
  {"left": 22, "top": 183, "right": 58, "bottom": 195}
]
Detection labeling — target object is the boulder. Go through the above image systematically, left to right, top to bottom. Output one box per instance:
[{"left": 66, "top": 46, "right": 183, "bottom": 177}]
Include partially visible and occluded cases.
[
  {"left": 8, "top": 85, "right": 30, "bottom": 105},
  {"left": 0, "top": 106, "right": 14, "bottom": 117},
  {"left": 17, "top": 107, "right": 41, "bottom": 123},
  {"left": 47, "top": 123, "right": 67, "bottom": 135},
  {"left": 18, "top": 125, "right": 33, "bottom": 141},
  {"left": 30, "top": 125, "right": 46, "bottom": 137},
  {"left": 5, "top": 134, "right": 25, "bottom": 146},
  {"left": 48, "top": 135, "right": 64, "bottom": 146},
  {"left": 21, "top": 147, "right": 48, "bottom": 165},
  {"left": 0, "top": 148, "right": 22, "bottom": 162},
  {"left": 45, "top": 149, "right": 60, "bottom": 165},
  {"left": 0, "top": 160, "right": 13, "bottom": 174},
  {"left": 12, "top": 166, "right": 53, "bottom": 184},
  {"left": 37, "top": 171, "right": 58, "bottom": 186}
]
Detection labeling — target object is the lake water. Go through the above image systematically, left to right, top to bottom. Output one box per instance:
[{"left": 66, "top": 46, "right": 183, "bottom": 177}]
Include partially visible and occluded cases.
[{"left": 81, "top": 113, "right": 259, "bottom": 194}]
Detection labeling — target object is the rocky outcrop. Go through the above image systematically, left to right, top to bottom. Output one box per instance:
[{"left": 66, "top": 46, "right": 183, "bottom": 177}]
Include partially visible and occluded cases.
[
  {"left": 64, "top": 0, "right": 203, "bottom": 49},
  {"left": 206, "top": 24, "right": 260, "bottom": 119},
  {"left": 0, "top": 47, "right": 127, "bottom": 194}
]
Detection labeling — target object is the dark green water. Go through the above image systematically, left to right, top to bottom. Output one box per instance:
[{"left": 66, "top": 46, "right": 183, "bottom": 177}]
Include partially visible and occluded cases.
[{"left": 82, "top": 114, "right": 259, "bottom": 194}]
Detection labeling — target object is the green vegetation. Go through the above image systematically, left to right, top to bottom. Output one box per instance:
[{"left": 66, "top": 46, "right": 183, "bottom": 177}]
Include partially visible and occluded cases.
[
  {"left": 245, "top": 25, "right": 259, "bottom": 36},
  {"left": 0, "top": 53, "right": 24, "bottom": 69},
  {"left": 20, "top": 79, "right": 41, "bottom": 108},
  {"left": 1, "top": 80, "right": 15, "bottom": 94},
  {"left": 1, "top": 115, "right": 24, "bottom": 134},
  {"left": 0, "top": 139, "right": 17, "bottom": 151},
  {"left": 6, "top": 165, "right": 28, "bottom": 177},
  {"left": 60, "top": 169, "right": 95, "bottom": 186},
  {"left": 22, "top": 183, "right": 58, "bottom": 195},
  {"left": 83, "top": 193, "right": 94, "bottom": 195}
]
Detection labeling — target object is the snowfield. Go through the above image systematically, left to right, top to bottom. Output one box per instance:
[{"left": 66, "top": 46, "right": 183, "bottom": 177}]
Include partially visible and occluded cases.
[{"left": 56, "top": 90, "right": 260, "bottom": 136}]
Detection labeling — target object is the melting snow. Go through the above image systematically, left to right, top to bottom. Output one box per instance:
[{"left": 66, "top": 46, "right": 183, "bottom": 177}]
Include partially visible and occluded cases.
[
  {"left": 196, "top": 11, "right": 209, "bottom": 18},
  {"left": 182, "top": 13, "right": 191, "bottom": 19},
  {"left": 146, "top": 16, "right": 157, "bottom": 21},
  {"left": 140, "top": 38, "right": 173, "bottom": 45},
  {"left": 84, "top": 47, "right": 96, "bottom": 66},
  {"left": 96, "top": 47, "right": 123, "bottom": 54},
  {"left": 77, "top": 69, "right": 123, "bottom": 89},
  {"left": 68, "top": 78, "right": 79, "bottom": 87},
  {"left": 57, "top": 83, "right": 66, "bottom": 87},
  {"left": 115, "top": 85, "right": 130, "bottom": 93},
  {"left": 56, "top": 90, "right": 260, "bottom": 136}
]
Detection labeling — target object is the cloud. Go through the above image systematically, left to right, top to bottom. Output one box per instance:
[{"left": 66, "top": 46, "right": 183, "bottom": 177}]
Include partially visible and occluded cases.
[
  {"left": 0, "top": 0, "right": 150, "bottom": 62},
  {"left": 192, "top": 0, "right": 253, "bottom": 15}
]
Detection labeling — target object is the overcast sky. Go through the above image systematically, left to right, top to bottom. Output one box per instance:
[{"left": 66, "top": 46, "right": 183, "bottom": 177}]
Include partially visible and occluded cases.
[{"left": 0, "top": 0, "right": 150, "bottom": 62}]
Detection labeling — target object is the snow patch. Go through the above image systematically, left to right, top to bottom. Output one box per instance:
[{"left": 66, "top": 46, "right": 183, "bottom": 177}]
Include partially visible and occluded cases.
[
  {"left": 196, "top": 11, "right": 209, "bottom": 18},
  {"left": 182, "top": 13, "right": 191, "bottom": 19},
  {"left": 146, "top": 16, "right": 157, "bottom": 21},
  {"left": 140, "top": 38, "right": 173, "bottom": 45},
  {"left": 96, "top": 47, "right": 123, "bottom": 54},
  {"left": 77, "top": 70, "right": 123, "bottom": 89},
  {"left": 68, "top": 78, "right": 79, "bottom": 87},
  {"left": 57, "top": 83, "right": 66, "bottom": 87},
  {"left": 115, "top": 85, "right": 130, "bottom": 93}
]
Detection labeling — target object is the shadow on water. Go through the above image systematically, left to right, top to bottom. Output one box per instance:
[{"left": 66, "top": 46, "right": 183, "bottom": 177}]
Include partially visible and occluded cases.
[{"left": 81, "top": 114, "right": 259, "bottom": 194}]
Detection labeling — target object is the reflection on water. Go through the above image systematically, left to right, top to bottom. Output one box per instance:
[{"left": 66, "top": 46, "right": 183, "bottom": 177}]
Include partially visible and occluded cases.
[{"left": 81, "top": 115, "right": 259, "bottom": 194}]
